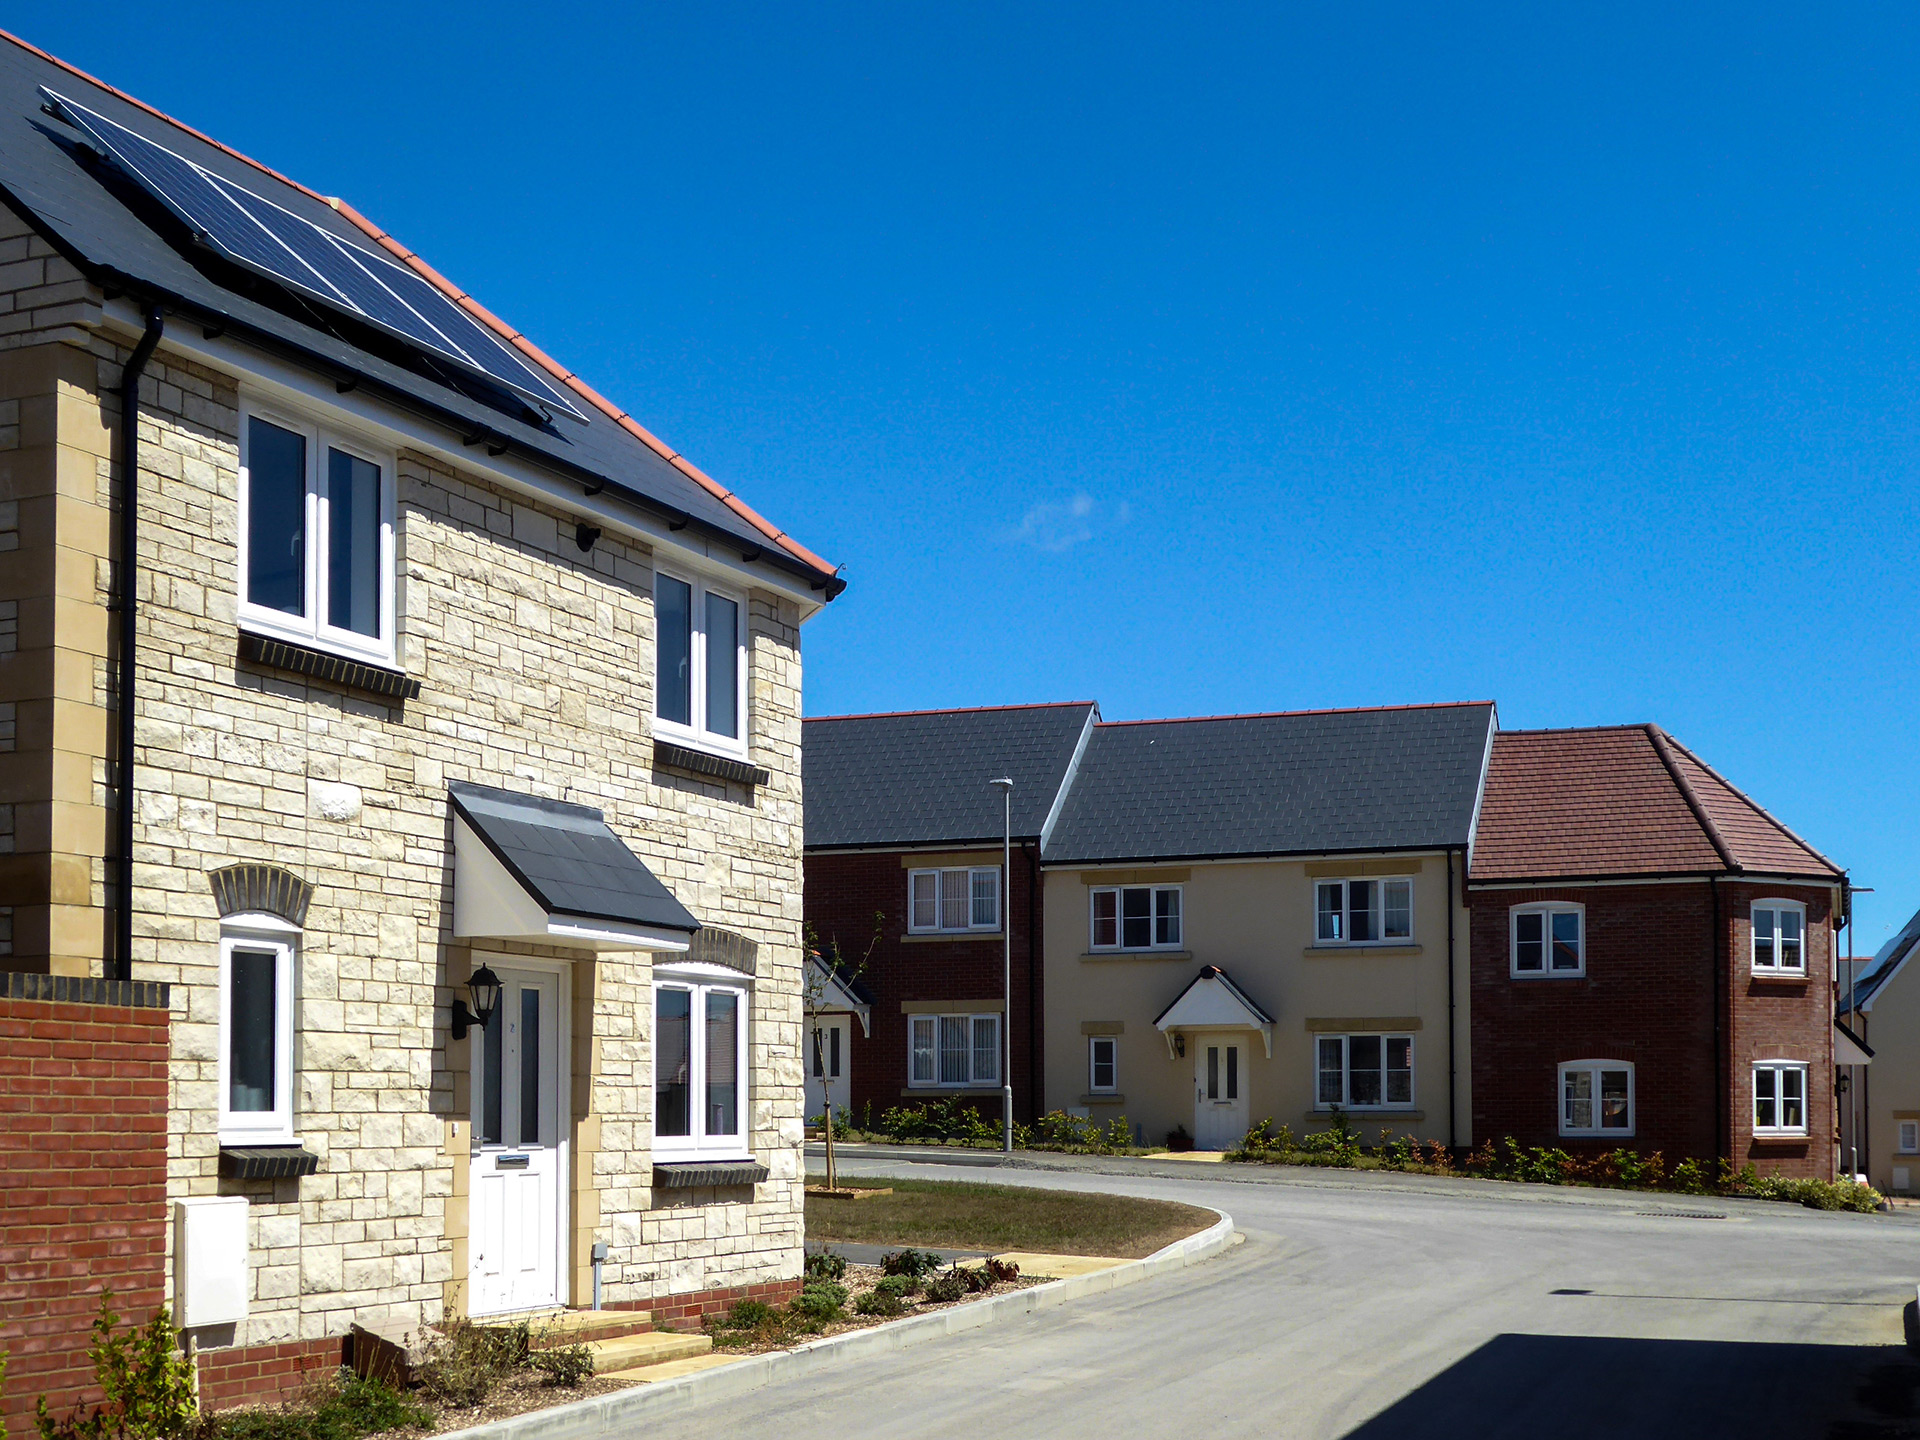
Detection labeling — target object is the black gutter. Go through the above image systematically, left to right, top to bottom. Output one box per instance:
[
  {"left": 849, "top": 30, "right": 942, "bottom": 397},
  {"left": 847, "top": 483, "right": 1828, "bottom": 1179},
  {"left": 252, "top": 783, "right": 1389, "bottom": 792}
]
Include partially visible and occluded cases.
[
  {"left": 113, "top": 305, "right": 164, "bottom": 983},
  {"left": 1027, "top": 841, "right": 1040, "bottom": 1122},
  {"left": 1446, "top": 846, "right": 1458, "bottom": 1152},
  {"left": 1710, "top": 875, "right": 1724, "bottom": 1164}
]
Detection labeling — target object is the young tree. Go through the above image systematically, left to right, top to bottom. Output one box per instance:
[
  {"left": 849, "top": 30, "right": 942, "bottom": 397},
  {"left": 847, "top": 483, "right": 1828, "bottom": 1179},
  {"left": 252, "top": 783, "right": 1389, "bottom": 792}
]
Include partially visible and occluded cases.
[{"left": 802, "top": 912, "right": 882, "bottom": 1192}]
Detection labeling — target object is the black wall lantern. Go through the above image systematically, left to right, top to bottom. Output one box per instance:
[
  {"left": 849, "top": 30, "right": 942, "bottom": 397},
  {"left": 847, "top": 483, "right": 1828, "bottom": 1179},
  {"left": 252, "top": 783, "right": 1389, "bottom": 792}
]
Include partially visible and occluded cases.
[{"left": 452, "top": 963, "right": 503, "bottom": 1041}]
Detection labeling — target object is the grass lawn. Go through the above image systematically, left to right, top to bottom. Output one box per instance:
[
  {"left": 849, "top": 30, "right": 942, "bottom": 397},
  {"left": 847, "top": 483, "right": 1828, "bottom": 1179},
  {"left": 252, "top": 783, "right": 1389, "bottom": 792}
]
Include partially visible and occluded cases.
[{"left": 804, "top": 1176, "right": 1216, "bottom": 1258}]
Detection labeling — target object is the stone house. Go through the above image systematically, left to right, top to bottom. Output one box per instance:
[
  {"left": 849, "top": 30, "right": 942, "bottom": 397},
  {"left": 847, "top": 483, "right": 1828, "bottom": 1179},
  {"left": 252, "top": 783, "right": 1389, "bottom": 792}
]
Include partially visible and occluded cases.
[
  {"left": 0, "top": 30, "right": 841, "bottom": 1422},
  {"left": 1467, "top": 725, "right": 1846, "bottom": 1178}
]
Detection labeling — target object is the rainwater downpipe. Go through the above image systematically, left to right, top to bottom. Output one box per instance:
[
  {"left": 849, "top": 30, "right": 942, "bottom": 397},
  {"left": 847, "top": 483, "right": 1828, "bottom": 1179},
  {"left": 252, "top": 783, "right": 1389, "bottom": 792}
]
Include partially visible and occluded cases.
[
  {"left": 114, "top": 306, "right": 165, "bottom": 984},
  {"left": 1446, "top": 847, "right": 1458, "bottom": 1153},
  {"left": 1710, "top": 875, "right": 1723, "bottom": 1163}
]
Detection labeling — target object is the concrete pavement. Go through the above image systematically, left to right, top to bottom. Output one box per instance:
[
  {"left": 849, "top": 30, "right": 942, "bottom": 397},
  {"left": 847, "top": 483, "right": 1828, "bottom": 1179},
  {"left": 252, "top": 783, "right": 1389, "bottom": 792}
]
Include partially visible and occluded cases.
[{"left": 645, "top": 1148, "right": 1920, "bottom": 1439}]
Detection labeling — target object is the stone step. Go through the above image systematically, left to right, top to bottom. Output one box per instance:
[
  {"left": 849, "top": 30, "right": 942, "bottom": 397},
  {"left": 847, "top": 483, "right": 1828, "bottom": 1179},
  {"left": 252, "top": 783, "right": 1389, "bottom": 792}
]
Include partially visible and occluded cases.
[
  {"left": 526, "top": 1310, "right": 655, "bottom": 1347},
  {"left": 587, "top": 1330, "right": 712, "bottom": 1372},
  {"left": 601, "top": 1353, "right": 740, "bottom": 1385}
]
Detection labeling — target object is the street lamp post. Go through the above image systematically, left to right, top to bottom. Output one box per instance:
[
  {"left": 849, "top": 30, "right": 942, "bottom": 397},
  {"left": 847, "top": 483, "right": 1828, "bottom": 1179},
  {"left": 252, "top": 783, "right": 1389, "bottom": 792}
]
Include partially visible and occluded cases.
[{"left": 991, "top": 776, "right": 1015, "bottom": 1154}]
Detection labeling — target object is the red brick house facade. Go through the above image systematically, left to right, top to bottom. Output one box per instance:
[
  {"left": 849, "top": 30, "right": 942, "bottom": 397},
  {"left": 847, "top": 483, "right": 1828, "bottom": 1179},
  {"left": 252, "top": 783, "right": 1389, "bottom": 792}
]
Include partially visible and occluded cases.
[
  {"left": 803, "top": 703, "right": 1097, "bottom": 1127},
  {"left": 1468, "top": 726, "right": 1845, "bottom": 1177}
]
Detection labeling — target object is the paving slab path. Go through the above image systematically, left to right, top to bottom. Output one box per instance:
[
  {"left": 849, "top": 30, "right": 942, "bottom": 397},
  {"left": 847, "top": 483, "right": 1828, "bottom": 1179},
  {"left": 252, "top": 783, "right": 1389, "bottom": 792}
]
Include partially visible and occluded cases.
[{"left": 650, "top": 1147, "right": 1920, "bottom": 1439}]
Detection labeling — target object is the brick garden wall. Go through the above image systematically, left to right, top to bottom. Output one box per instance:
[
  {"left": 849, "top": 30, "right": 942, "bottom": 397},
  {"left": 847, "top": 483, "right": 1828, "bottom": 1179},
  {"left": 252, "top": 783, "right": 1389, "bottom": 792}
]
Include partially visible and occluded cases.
[
  {"left": 805, "top": 844, "right": 1045, "bottom": 1123},
  {"left": 1469, "top": 880, "right": 1835, "bottom": 1176},
  {"left": 0, "top": 980, "right": 170, "bottom": 1440}
]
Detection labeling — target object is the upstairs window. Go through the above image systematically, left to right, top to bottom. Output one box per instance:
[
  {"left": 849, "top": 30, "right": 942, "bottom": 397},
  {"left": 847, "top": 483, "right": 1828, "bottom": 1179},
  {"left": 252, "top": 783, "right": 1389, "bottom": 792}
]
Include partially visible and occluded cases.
[
  {"left": 239, "top": 408, "right": 394, "bottom": 664},
  {"left": 655, "top": 570, "right": 747, "bottom": 758},
  {"left": 908, "top": 867, "right": 1000, "bottom": 933},
  {"left": 1315, "top": 878, "right": 1412, "bottom": 945},
  {"left": 1090, "top": 886, "right": 1182, "bottom": 950},
  {"left": 1751, "top": 901, "right": 1807, "bottom": 975},
  {"left": 1511, "top": 903, "right": 1584, "bottom": 977},
  {"left": 909, "top": 1013, "right": 1000, "bottom": 1087},
  {"left": 1559, "top": 1060, "right": 1633, "bottom": 1137},
  {"left": 1752, "top": 1062, "right": 1808, "bottom": 1137}
]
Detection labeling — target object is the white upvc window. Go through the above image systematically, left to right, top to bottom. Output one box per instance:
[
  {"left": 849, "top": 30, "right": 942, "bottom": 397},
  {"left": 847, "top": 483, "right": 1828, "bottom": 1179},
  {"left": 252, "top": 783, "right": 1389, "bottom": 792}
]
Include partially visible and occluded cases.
[
  {"left": 238, "top": 405, "right": 396, "bottom": 666},
  {"left": 653, "top": 568, "right": 748, "bottom": 759},
  {"left": 908, "top": 867, "right": 1001, "bottom": 933},
  {"left": 1314, "top": 878, "right": 1413, "bottom": 945},
  {"left": 1089, "top": 885, "right": 1183, "bottom": 950},
  {"left": 1750, "top": 901, "right": 1807, "bottom": 975},
  {"left": 1511, "top": 903, "right": 1584, "bottom": 977},
  {"left": 217, "top": 917, "right": 298, "bottom": 1144},
  {"left": 654, "top": 973, "right": 751, "bottom": 1158},
  {"left": 908, "top": 1013, "right": 1000, "bottom": 1087},
  {"left": 1314, "top": 1033, "right": 1413, "bottom": 1110},
  {"left": 1088, "top": 1036, "right": 1118, "bottom": 1093},
  {"left": 1559, "top": 1060, "right": 1634, "bottom": 1137},
  {"left": 1752, "top": 1061, "right": 1808, "bottom": 1137},
  {"left": 1899, "top": 1120, "right": 1919, "bottom": 1154}
]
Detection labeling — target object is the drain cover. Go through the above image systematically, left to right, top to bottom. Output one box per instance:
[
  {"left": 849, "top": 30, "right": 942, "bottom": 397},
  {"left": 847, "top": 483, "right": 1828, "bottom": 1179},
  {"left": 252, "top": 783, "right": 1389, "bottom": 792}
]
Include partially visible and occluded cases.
[{"left": 1635, "top": 1211, "right": 1727, "bottom": 1220}]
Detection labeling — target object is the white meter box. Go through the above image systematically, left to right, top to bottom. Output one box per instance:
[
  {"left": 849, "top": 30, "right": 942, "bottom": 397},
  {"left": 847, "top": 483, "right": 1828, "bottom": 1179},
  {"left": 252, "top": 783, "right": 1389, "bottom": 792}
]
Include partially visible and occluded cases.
[{"left": 174, "top": 1196, "right": 249, "bottom": 1327}]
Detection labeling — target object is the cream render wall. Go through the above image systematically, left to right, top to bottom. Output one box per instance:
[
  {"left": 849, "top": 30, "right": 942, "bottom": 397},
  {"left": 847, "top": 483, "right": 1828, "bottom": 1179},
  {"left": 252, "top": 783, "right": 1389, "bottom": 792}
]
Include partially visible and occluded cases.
[
  {"left": 0, "top": 199, "right": 810, "bottom": 1348},
  {"left": 1042, "top": 853, "right": 1471, "bottom": 1148},
  {"left": 1855, "top": 962, "right": 1920, "bottom": 1195}
]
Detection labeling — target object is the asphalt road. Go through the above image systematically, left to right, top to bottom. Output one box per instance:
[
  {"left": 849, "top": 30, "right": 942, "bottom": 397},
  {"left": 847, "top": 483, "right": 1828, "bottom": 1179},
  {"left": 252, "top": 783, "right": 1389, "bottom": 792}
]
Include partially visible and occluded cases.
[{"left": 646, "top": 1148, "right": 1920, "bottom": 1440}]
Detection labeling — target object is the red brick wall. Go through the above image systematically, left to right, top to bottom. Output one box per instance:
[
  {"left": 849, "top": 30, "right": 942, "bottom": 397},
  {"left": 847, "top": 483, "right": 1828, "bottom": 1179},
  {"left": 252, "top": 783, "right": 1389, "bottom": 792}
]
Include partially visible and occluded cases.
[
  {"left": 805, "top": 844, "right": 1046, "bottom": 1121},
  {"left": 1468, "top": 880, "right": 1835, "bottom": 1177},
  {"left": 0, "top": 992, "right": 170, "bottom": 1440},
  {"left": 636, "top": 1277, "right": 803, "bottom": 1328},
  {"left": 196, "top": 1338, "right": 344, "bottom": 1414}
]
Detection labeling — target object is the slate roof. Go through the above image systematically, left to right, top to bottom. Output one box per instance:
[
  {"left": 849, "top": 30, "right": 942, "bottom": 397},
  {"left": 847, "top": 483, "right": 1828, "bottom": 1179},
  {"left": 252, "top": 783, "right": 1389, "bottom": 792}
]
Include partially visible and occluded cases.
[
  {"left": 0, "top": 30, "right": 839, "bottom": 596},
  {"left": 803, "top": 703, "right": 1098, "bottom": 849},
  {"left": 1040, "top": 703, "right": 1497, "bottom": 864},
  {"left": 1470, "top": 726, "right": 1842, "bottom": 882},
  {"left": 450, "top": 782, "right": 699, "bottom": 933},
  {"left": 1838, "top": 905, "right": 1920, "bottom": 1016}
]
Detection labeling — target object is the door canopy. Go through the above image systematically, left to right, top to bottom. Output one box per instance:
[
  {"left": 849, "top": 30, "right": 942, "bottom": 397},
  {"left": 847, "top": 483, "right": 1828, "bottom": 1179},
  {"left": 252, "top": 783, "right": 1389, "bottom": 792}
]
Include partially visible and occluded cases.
[
  {"left": 450, "top": 782, "right": 700, "bottom": 952},
  {"left": 803, "top": 953, "right": 875, "bottom": 1037},
  {"left": 1154, "top": 965, "right": 1276, "bottom": 1059}
]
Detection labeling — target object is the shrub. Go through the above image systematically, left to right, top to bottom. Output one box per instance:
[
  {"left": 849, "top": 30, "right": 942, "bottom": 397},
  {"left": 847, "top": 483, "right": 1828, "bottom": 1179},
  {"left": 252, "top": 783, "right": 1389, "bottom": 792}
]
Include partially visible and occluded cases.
[
  {"left": 875, "top": 1098, "right": 1000, "bottom": 1145},
  {"left": 1235, "top": 1118, "right": 1288, "bottom": 1156},
  {"left": 1670, "top": 1158, "right": 1710, "bottom": 1195},
  {"left": 1740, "top": 1175, "right": 1883, "bottom": 1213},
  {"left": 880, "top": 1248, "right": 940, "bottom": 1278},
  {"left": 803, "top": 1250, "right": 848, "bottom": 1282},
  {"left": 983, "top": 1258, "right": 1020, "bottom": 1285},
  {"left": 923, "top": 1272, "right": 968, "bottom": 1303},
  {"left": 873, "top": 1275, "right": 917, "bottom": 1301},
  {"left": 790, "top": 1282, "right": 848, "bottom": 1321},
  {"left": 854, "top": 1288, "right": 905, "bottom": 1318},
  {"left": 36, "top": 1295, "right": 197, "bottom": 1440},
  {"left": 721, "top": 1300, "right": 775, "bottom": 1330},
  {"left": 416, "top": 1320, "right": 529, "bottom": 1409},
  {"left": 528, "top": 1344, "right": 594, "bottom": 1389},
  {"left": 200, "top": 1371, "right": 430, "bottom": 1440}
]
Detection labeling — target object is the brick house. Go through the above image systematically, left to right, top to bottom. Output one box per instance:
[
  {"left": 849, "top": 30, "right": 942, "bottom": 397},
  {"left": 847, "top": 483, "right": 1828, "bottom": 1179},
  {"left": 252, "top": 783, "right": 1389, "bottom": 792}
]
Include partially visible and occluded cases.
[
  {"left": 0, "top": 30, "right": 841, "bottom": 1425},
  {"left": 801, "top": 703, "right": 1097, "bottom": 1125},
  {"left": 1467, "top": 725, "right": 1846, "bottom": 1177}
]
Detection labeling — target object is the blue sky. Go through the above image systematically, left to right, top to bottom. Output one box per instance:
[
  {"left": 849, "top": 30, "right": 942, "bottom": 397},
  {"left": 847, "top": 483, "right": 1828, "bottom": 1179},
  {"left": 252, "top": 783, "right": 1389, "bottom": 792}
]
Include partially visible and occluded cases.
[{"left": 11, "top": 5, "right": 1916, "bottom": 946}]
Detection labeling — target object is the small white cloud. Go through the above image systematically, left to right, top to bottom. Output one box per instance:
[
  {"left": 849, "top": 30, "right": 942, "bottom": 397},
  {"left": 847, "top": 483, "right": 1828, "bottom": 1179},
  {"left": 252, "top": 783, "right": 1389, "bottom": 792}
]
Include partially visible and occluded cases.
[{"left": 1008, "top": 493, "right": 1128, "bottom": 552}]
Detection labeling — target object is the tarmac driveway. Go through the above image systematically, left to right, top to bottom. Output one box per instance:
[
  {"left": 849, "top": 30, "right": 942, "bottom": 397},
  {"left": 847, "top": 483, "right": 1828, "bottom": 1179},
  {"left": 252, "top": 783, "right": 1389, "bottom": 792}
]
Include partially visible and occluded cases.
[{"left": 648, "top": 1148, "right": 1920, "bottom": 1440}]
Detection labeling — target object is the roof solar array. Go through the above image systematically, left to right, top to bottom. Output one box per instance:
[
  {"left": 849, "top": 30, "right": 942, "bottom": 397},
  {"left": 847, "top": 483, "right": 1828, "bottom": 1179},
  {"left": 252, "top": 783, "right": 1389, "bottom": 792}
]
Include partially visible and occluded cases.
[{"left": 44, "top": 88, "right": 585, "bottom": 421}]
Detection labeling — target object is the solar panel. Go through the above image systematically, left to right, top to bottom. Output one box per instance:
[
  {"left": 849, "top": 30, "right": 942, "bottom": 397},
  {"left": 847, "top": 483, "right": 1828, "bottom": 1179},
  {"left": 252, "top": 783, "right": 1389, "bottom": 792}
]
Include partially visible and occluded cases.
[{"left": 43, "top": 88, "right": 586, "bottom": 422}]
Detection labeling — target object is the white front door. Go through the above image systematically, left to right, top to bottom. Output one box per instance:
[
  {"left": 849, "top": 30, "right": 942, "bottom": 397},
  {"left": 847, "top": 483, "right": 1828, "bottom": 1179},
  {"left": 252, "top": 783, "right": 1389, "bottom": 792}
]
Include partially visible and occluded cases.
[
  {"left": 469, "top": 964, "right": 568, "bottom": 1316},
  {"left": 805, "top": 1017, "right": 851, "bottom": 1121},
  {"left": 1193, "top": 1035, "right": 1248, "bottom": 1150}
]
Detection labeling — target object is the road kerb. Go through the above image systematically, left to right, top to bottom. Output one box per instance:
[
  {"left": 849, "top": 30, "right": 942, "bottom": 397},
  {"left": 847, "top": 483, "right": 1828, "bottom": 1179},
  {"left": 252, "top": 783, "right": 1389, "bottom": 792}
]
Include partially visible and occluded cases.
[{"left": 431, "top": 1209, "right": 1236, "bottom": 1440}]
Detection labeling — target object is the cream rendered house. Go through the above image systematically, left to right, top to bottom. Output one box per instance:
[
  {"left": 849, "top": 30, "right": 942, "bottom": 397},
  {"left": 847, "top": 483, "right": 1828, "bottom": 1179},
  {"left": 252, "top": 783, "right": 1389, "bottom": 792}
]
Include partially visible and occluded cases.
[
  {"left": 0, "top": 33, "right": 841, "bottom": 1408},
  {"left": 1040, "top": 705, "right": 1494, "bottom": 1150},
  {"left": 1838, "top": 908, "right": 1919, "bottom": 1193}
]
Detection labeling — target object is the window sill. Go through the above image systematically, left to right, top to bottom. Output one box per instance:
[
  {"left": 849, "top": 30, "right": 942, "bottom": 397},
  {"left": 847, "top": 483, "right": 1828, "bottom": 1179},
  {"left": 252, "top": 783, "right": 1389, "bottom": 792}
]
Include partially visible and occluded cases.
[
  {"left": 239, "top": 631, "right": 419, "bottom": 700},
  {"left": 653, "top": 738, "right": 769, "bottom": 788},
  {"left": 901, "top": 931, "right": 1005, "bottom": 944},
  {"left": 1304, "top": 945, "right": 1423, "bottom": 958},
  {"left": 1081, "top": 949, "right": 1193, "bottom": 963},
  {"left": 1510, "top": 970, "right": 1587, "bottom": 981},
  {"left": 1748, "top": 972, "right": 1809, "bottom": 984},
  {"left": 901, "top": 1088, "right": 1003, "bottom": 1098},
  {"left": 1080, "top": 1093, "right": 1125, "bottom": 1105},
  {"left": 1306, "top": 1109, "right": 1424, "bottom": 1122},
  {"left": 1560, "top": 1132, "right": 1636, "bottom": 1142},
  {"left": 1750, "top": 1133, "right": 1811, "bottom": 1144},
  {"left": 219, "top": 1144, "right": 320, "bottom": 1179},
  {"left": 652, "top": 1159, "right": 768, "bottom": 1188}
]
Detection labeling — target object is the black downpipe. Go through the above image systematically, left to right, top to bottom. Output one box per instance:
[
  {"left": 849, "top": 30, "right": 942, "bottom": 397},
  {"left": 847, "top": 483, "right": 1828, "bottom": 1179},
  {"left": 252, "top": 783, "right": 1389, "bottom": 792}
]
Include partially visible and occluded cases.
[
  {"left": 114, "top": 307, "right": 165, "bottom": 984},
  {"left": 1027, "top": 842, "right": 1040, "bottom": 1122},
  {"left": 1447, "top": 847, "right": 1459, "bottom": 1152},
  {"left": 1710, "top": 875, "right": 1724, "bottom": 1163}
]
